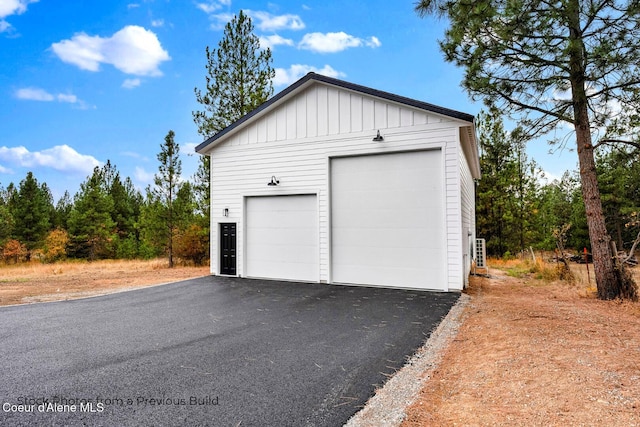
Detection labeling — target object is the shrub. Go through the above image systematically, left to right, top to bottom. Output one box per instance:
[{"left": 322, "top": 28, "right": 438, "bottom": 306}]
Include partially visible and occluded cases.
[
  {"left": 174, "top": 224, "right": 209, "bottom": 266},
  {"left": 43, "top": 229, "right": 69, "bottom": 262},
  {"left": 2, "top": 239, "right": 27, "bottom": 264}
]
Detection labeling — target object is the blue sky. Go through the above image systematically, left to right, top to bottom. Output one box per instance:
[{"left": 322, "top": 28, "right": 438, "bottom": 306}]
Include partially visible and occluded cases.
[{"left": 0, "top": 0, "right": 577, "bottom": 201}]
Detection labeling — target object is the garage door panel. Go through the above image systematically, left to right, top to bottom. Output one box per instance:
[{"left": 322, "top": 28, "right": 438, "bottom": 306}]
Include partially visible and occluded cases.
[
  {"left": 331, "top": 150, "right": 445, "bottom": 290},
  {"left": 246, "top": 195, "right": 318, "bottom": 282},
  {"left": 333, "top": 227, "right": 441, "bottom": 250}
]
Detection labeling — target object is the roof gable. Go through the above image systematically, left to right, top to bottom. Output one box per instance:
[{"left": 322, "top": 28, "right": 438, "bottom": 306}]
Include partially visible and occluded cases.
[{"left": 195, "top": 73, "right": 475, "bottom": 154}]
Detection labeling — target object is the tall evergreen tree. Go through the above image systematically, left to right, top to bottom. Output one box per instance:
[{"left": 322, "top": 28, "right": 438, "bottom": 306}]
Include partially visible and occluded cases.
[
  {"left": 416, "top": 0, "right": 640, "bottom": 299},
  {"left": 193, "top": 10, "right": 275, "bottom": 249},
  {"left": 193, "top": 10, "right": 274, "bottom": 138},
  {"left": 476, "top": 109, "right": 515, "bottom": 256},
  {"left": 476, "top": 110, "right": 540, "bottom": 256},
  {"left": 153, "top": 130, "right": 182, "bottom": 268},
  {"left": 596, "top": 147, "right": 640, "bottom": 252},
  {"left": 67, "top": 167, "right": 116, "bottom": 260},
  {"left": 11, "top": 172, "right": 52, "bottom": 258},
  {"left": 109, "top": 173, "right": 143, "bottom": 259},
  {"left": 109, "top": 173, "right": 141, "bottom": 239},
  {"left": 0, "top": 185, "right": 14, "bottom": 245},
  {"left": 139, "top": 187, "right": 165, "bottom": 259},
  {"left": 53, "top": 191, "right": 73, "bottom": 230}
]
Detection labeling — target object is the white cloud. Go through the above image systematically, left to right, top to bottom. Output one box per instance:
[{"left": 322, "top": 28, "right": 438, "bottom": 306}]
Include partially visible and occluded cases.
[
  {"left": 0, "top": 0, "right": 38, "bottom": 32},
  {"left": 0, "top": 0, "right": 33, "bottom": 18},
  {"left": 196, "top": 0, "right": 231, "bottom": 14},
  {"left": 196, "top": 2, "right": 220, "bottom": 14},
  {"left": 127, "top": 3, "right": 140, "bottom": 9},
  {"left": 199, "top": 8, "right": 303, "bottom": 32},
  {"left": 246, "top": 10, "right": 304, "bottom": 31},
  {"left": 203, "top": 12, "right": 234, "bottom": 30},
  {"left": 151, "top": 19, "right": 164, "bottom": 27},
  {"left": 51, "top": 25, "right": 170, "bottom": 76},
  {"left": 299, "top": 32, "right": 381, "bottom": 53},
  {"left": 259, "top": 34, "right": 294, "bottom": 50},
  {"left": 367, "top": 36, "right": 381, "bottom": 48},
  {"left": 274, "top": 64, "right": 346, "bottom": 87},
  {"left": 122, "top": 78, "right": 142, "bottom": 89},
  {"left": 15, "top": 87, "right": 84, "bottom": 105},
  {"left": 15, "top": 87, "right": 54, "bottom": 101},
  {"left": 56, "top": 93, "right": 77, "bottom": 103},
  {"left": 183, "top": 142, "right": 199, "bottom": 154},
  {"left": 0, "top": 145, "right": 101, "bottom": 174},
  {"left": 121, "top": 151, "right": 149, "bottom": 161},
  {"left": 0, "top": 164, "right": 13, "bottom": 174},
  {"left": 134, "top": 166, "right": 155, "bottom": 185}
]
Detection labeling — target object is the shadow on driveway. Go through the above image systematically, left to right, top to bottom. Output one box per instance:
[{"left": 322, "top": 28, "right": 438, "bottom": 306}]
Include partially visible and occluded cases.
[{"left": 0, "top": 276, "right": 458, "bottom": 426}]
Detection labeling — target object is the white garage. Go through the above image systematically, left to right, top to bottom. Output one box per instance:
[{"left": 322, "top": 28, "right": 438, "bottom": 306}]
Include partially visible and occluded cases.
[{"left": 196, "top": 72, "right": 480, "bottom": 292}]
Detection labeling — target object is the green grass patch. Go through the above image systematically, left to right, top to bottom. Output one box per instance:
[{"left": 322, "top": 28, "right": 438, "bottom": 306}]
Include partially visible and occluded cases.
[
  {"left": 505, "top": 266, "right": 532, "bottom": 278},
  {"left": 0, "top": 278, "right": 30, "bottom": 283}
]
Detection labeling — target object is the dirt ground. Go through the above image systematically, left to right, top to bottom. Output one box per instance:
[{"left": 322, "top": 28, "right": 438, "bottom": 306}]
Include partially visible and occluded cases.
[
  {"left": 0, "top": 259, "right": 210, "bottom": 306},
  {"left": 403, "top": 261, "right": 640, "bottom": 427}
]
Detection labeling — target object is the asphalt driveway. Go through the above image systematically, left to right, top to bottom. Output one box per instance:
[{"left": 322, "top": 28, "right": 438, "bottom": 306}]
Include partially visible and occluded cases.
[{"left": 0, "top": 276, "right": 458, "bottom": 426}]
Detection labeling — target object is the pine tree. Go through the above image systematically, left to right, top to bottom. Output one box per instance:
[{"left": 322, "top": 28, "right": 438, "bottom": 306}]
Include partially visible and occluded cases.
[
  {"left": 192, "top": 10, "right": 275, "bottom": 251},
  {"left": 193, "top": 10, "right": 274, "bottom": 138},
  {"left": 476, "top": 110, "right": 541, "bottom": 257},
  {"left": 153, "top": 130, "right": 181, "bottom": 268},
  {"left": 67, "top": 167, "right": 116, "bottom": 260},
  {"left": 11, "top": 172, "right": 52, "bottom": 259},
  {"left": 0, "top": 185, "right": 14, "bottom": 245},
  {"left": 53, "top": 191, "right": 73, "bottom": 230}
]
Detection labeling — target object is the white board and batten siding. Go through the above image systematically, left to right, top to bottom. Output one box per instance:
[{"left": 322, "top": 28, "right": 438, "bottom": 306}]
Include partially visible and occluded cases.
[{"left": 201, "top": 74, "right": 480, "bottom": 292}]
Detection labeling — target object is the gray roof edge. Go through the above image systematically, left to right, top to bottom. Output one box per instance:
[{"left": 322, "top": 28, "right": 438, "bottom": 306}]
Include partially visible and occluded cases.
[{"left": 195, "top": 72, "right": 475, "bottom": 154}]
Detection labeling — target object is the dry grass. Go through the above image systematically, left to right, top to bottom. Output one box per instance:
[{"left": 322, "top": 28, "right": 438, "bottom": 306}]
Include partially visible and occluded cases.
[
  {"left": 402, "top": 258, "right": 640, "bottom": 426},
  {"left": 0, "top": 259, "right": 210, "bottom": 306}
]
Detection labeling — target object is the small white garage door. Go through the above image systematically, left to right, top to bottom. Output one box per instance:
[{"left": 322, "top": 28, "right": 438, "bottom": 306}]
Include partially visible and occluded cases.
[
  {"left": 331, "top": 150, "right": 445, "bottom": 290},
  {"left": 245, "top": 195, "right": 318, "bottom": 282}
]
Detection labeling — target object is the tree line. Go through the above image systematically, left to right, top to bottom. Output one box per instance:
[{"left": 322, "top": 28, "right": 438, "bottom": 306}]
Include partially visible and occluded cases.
[
  {"left": 0, "top": 10, "right": 271, "bottom": 268},
  {"left": 477, "top": 108, "right": 640, "bottom": 261},
  {"left": 0, "top": 132, "right": 209, "bottom": 265}
]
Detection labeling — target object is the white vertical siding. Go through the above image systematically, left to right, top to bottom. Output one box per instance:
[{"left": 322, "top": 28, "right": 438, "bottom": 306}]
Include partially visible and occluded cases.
[{"left": 214, "top": 85, "right": 452, "bottom": 147}]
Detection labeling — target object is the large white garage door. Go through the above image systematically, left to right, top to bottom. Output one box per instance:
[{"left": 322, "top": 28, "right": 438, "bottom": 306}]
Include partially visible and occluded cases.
[
  {"left": 331, "top": 150, "right": 445, "bottom": 290},
  {"left": 246, "top": 195, "right": 318, "bottom": 282}
]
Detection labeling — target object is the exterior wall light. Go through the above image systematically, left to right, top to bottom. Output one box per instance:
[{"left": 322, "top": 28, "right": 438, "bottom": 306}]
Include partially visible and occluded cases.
[
  {"left": 373, "top": 130, "right": 384, "bottom": 141},
  {"left": 267, "top": 176, "right": 280, "bottom": 186},
  {"left": 223, "top": 207, "right": 229, "bottom": 217}
]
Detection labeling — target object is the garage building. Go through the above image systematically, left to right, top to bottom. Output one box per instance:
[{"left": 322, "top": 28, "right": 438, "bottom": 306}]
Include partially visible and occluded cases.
[{"left": 195, "top": 73, "right": 480, "bottom": 292}]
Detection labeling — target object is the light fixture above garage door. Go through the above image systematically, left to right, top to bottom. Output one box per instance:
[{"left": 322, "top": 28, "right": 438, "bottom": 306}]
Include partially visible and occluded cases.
[{"left": 267, "top": 176, "right": 280, "bottom": 186}]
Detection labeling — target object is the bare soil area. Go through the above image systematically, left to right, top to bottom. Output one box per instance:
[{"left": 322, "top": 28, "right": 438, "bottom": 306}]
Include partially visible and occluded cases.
[
  {"left": 0, "top": 259, "right": 210, "bottom": 306},
  {"left": 403, "top": 261, "right": 640, "bottom": 426}
]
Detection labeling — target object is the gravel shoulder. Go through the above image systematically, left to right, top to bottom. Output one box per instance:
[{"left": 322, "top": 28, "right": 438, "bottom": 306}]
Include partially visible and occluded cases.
[{"left": 345, "top": 293, "right": 470, "bottom": 426}]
